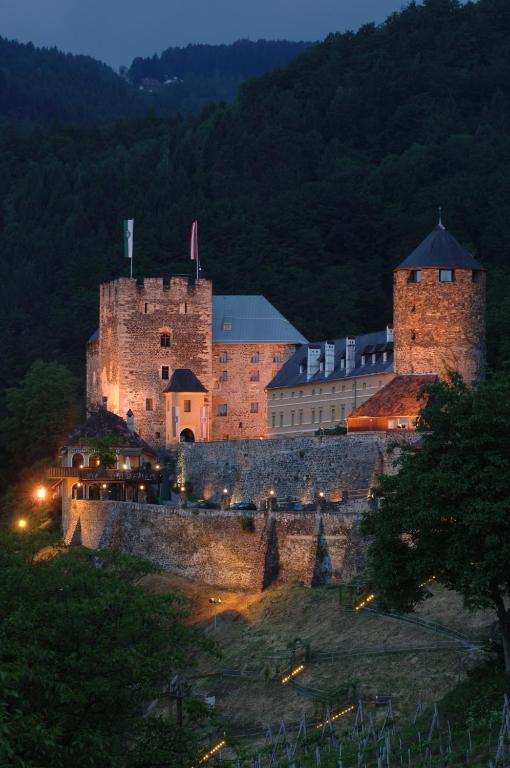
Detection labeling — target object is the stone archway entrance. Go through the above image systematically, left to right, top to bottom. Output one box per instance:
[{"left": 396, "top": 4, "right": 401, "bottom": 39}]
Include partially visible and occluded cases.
[{"left": 180, "top": 428, "right": 195, "bottom": 443}]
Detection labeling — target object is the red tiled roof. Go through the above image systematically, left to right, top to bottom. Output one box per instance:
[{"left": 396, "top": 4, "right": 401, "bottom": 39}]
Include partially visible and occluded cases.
[{"left": 348, "top": 374, "right": 437, "bottom": 418}]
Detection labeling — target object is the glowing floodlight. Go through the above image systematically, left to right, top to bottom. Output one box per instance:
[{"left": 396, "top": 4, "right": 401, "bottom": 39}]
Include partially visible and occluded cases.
[{"left": 35, "top": 486, "right": 47, "bottom": 501}]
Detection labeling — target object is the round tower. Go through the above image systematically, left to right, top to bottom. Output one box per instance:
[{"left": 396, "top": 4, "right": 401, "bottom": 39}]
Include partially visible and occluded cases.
[{"left": 393, "top": 224, "right": 486, "bottom": 384}]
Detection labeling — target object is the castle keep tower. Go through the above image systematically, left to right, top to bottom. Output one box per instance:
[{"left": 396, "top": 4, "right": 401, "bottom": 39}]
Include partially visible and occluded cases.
[{"left": 393, "top": 224, "right": 486, "bottom": 384}]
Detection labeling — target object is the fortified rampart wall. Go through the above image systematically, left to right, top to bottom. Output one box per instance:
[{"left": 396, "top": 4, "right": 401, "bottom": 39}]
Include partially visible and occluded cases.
[
  {"left": 174, "top": 433, "right": 402, "bottom": 506},
  {"left": 63, "top": 500, "right": 367, "bottom": 590}
]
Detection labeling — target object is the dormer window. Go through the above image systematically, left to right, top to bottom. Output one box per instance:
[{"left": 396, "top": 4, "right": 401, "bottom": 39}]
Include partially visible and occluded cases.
[
  {"left": 439, "top": 269, "right": 454, "bottom": 282},
  {"left": 408, "top": 270, "right": 421, "bottom": 283},
  {"left": 223, "top": 322, "right": 232, "bottom": 330},
  {"left": 383, "top": 351, "right": 388, "bottom": 363},
  {"left": 372, "top": 353, "right": 376, "bottom": 365},
  {"left": 361, "top": 355, "right": 366, "bottom": 366},
  {"left": 340, "top": 358, "right": 345, "bottom": 369},
  {"left": 319, "top": 361, "right": 324, "bottom": 372},
  {"left": 299, "top": 363, "right": 305, "bottom": 375}
]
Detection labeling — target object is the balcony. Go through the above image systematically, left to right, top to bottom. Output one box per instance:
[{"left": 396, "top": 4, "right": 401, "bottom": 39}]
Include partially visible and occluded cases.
[{"left": 46, "top": 466, "right": 161, "bottom": 483}]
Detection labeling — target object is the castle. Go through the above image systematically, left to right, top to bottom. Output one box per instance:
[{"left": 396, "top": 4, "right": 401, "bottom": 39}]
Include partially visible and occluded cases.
[
  {"left": 53, "top": 221, "right": 487, "bottom": 589},
  {"left": 86, "top": 222, "right": 486, "bottom": 448},
  {"left": 267, "top": 223, "right": 486, "bottom": 435},
  {"left": 86, "top": 279, "right": 306, "bottom": 446}
]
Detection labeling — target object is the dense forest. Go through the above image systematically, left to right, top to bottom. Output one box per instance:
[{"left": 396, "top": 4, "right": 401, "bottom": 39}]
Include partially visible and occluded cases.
[
  {"left": 2, "top": 0, "right": 510, "bottom": 428},
  {"left": 0, "top": 36, "right": 310, "bottom": 124},
  {"left": 127, "top": 40, "right": 311, "bottom": 113}
]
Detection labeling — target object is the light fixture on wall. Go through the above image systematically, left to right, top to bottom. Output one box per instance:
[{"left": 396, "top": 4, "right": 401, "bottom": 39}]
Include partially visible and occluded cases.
[{"left": 139, "top": 484, "right": 145, "bottom": 491}]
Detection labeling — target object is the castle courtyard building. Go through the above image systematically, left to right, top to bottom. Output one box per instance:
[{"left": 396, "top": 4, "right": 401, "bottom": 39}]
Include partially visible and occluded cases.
[
  {"left": 86, "top": 277, "right": 307, "bottom": 447},
  {"left": 267, "top": 329, "right": 395, "bottom": 436}
]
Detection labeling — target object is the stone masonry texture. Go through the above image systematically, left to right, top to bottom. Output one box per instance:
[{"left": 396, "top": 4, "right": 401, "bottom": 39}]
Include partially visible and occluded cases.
[
  {"left": 393, "top": 268, "right": 486, "bottom": 383},
  {"left": 211, "top": 343, "right": 295, "bottom": 440},
  {"left": 175, "top": 434, "right": 388, "bottom": 507},
  {"left": 64, "top": 500, "right": 367, "bottom": 590}
]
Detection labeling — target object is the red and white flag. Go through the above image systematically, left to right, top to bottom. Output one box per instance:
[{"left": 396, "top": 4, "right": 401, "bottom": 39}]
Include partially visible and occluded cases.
[{"left": 190, "top": 220, "right": 198, "bottom": 261}]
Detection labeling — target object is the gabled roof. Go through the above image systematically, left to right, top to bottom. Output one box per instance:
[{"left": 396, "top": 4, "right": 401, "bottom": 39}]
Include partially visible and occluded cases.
[
  {"left": 396, "top": 226, "right": 483, "bottom": 270},
  {"left": 212, "top": 295, "right": 308, "bottom": 344},
  {"left": 267, "top": 330, "right": 394, "bottom": 389},
  {"left": 163, "top": 368, "right": 207, "bottom": 393},
  {"left": 347, "top": 374, "right": 437, "bottom": 419},
  {"left": 64, "top": 407, "right": 156, "bottom": 455}
]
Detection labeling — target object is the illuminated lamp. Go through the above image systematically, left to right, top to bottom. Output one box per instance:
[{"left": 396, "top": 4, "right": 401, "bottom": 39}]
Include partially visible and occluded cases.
[
  {"left": 122, "top": 463, "right": 128, "bottom": 470},
  {"left": 155, "top": 464, "right": 161, "bottom": 470},
  {"left": 101, "top": 483, "right": 107, "bottom": 490},
  {"left": 139, "top": 484, "right": 145, "bottom": 491},
  {"left": 35, "top": 486, "right": 47, "bottom": 501},
  {"left": 223, "top": 488, "right": 228, "bottom": 494},
  {"left": 269, "top": 489, "right": 275, "bottom": 496},
  {"left": 319, "top": 491, "right": 325, "bottom": 498},
  {"left": 17, "top": 519, "right": 27, "bottom": 529}
]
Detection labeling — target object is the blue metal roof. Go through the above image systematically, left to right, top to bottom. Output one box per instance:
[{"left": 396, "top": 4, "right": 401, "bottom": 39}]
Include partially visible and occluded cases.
[
  {"left": 212, "top": 295, "right": 308, "bottom": 344},
  {"left": 267, "top": 330, "right": 394, "bottom": 389}
]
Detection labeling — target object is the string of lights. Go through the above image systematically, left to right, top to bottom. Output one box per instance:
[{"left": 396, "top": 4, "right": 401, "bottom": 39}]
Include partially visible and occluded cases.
[
  {"left": 354, "top": 593, "right": 376, "bottom": 611},
  {"left": 281, "top": 664, "right": 305, "bottom": 685},
  {"left": 316, "top": 704, "right": 355, "bottom": 729},
  {"left": 195, "top": 739, "right": 226, "bottom": 765}
]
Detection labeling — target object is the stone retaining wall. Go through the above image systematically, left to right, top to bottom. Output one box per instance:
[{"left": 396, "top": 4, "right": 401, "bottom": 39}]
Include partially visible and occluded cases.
[
  {"left": 175, "top": 433, "right": 388, "bottom": 506},
  {"left": 64, "top": 499, "right": 367, "bottom": 590}
]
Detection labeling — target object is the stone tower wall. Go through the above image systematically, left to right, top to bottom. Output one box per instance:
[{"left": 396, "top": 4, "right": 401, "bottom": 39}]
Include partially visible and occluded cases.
[
  {"left": 393, "top": 268, "right": 486, "bottom": 383},
  {"left": 92, "top": 277, "right": 213, "bottom": 447},
  {"left": 211, "top": 342, "right": 296, "bottom": 440}
]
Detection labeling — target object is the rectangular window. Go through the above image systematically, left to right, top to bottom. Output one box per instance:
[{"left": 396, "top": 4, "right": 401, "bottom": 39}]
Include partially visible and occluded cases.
[
  {"left": 439, "top": 269, "right": 454, "bottom": 282},
  {"left": 408, "top": 270, "right": 421, "bottom": 283},
  {"left": 144, "top": 303, "right": 148, "bottom": 314},
  {"left": 223, "top": 322, "right": 232, "bottom": 330},
  {"left": 160, "top": 333, "right": 171, "bottom": 347},
  {"left": 219, "top": 352, "right": 228, "bottom": 363},
  {"left": 251, "top": 352, "right": 259, "bottom": 363},
  {"left": 273, "top": 354, "right": 282, "bottom": 363},
  {"left": 361, "top": 355, "right": 366, "bottom": 366},
  {"left": 161, "top": 366, "right": 169, "bottom": 380},
  {"left": 219, "top": 371, "right": 228, "bottom": 382},
  {"left": 250, "top": 371, "right": 260, "bottom": 382},
  {"left": 332, "top": 386, "right": 336, "bottom": 393},
  {"left": 145, "top": 398, "right": 153, "bottom": 411},
  {"left": 184, "top": 400, "right": 191, "bottom": 413},
  {"left": 250, "top": 402, "right": 259, "bottom": 413},
  {"left": 217, "top": 404, "right": 228, "bottom": 416},
  {"left": 341, "top": 405, "right": 345, "bottom": 419},
  {"left": 331, "top": 406, "right": 336, "bottom": 422},
  {"left": 319, "top": 408, "right": 323, "bottom": 423},
  {"left": 311, "top": 409, "right": 316, "bottom": 424},
  {"left": 299, "top": 410, "right": 303, "bottom": 424},
  {"left": 291, "top": 411, "right": 295, "bottom": 426},
  {"left": 272, "top": 412, "right": 276, "bottom": 428},
  {"left": 279, "top": 413, "right": 284, "bottom": 427},
  {"left": 155, "top": 431, "right": 160, "bottom": 439}
]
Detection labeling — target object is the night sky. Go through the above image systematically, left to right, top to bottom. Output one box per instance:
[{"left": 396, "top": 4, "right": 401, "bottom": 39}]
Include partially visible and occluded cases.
[{"left": 1, "top": 0, "right": 423, "bottom": 69}]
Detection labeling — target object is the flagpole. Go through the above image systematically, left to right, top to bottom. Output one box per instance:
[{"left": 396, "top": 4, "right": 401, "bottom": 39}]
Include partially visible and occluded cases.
[{"left": 196, "top": 221, "right": 199, "bottom": 281}]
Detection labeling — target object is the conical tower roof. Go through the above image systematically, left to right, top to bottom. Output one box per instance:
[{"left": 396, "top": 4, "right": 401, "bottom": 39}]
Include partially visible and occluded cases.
[{"left": 396, "top": 225, "right": 483, "bottom": 270}]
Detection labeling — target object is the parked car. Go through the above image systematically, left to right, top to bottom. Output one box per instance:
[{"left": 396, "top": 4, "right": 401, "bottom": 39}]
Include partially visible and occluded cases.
[{"left": 230, "top": 501, "right": 256, "bottom": 511}]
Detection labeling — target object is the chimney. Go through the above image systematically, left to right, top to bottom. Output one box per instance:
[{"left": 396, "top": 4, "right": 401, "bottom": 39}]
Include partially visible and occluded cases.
[
  {"left": 386, "top": 325, "right": 394, "bottom": 343},
  {"left": 345, "top": 338, "right": 356, "bottom": 375},
  {"left": 324, "top": 341, "right": 335, "bottom": 377},
  {"left": 307, "top": 346, "right": 321, "bottom": 380},
  {"left": 126, "top": 409, "right": 134, "bottom": 433}
]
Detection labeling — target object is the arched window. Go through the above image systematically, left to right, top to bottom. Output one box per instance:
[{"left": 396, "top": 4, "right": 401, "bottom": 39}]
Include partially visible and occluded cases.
[{"left": 72, "top": 453, "right": 84, "bottom": 468}]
